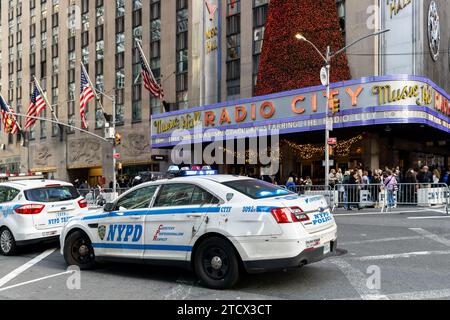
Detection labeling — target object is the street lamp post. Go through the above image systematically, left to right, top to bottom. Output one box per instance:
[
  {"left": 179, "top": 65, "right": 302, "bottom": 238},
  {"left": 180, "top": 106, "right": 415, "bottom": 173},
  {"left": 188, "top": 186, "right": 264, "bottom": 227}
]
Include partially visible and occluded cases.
[
  {"left": 295, "top": 29, "right": 389, "bottom": 187},
  {"left": 97, "top": 92, "right": 118, "bottom": 197}
]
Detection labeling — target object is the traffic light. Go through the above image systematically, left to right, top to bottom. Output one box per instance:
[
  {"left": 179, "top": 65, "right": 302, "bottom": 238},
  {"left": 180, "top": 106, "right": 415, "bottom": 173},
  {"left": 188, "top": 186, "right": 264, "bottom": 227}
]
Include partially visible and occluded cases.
[
  {"left": 331, "top": 98, "right": 340, "bottom": 115},
  {"left": 114, "top": 133, "right": 122, "bottom": 146}
]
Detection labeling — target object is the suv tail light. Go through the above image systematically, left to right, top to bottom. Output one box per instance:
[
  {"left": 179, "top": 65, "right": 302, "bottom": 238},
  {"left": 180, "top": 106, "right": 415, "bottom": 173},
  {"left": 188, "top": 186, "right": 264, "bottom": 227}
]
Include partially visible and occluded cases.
[
  {"left": 78, "top": 198, "right": 88, "bottom": 208},
  {"left": 14, "top": 204, "right": 46, "bottom": 215},
  {"left": 271, "top": 207, "right": 309, "bottom": 224}
]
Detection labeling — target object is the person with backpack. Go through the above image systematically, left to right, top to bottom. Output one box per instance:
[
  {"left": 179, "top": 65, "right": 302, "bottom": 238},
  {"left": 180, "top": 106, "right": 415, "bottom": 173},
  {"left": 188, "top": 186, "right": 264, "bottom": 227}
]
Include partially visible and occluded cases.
[{"left": 383, "top": 170, "right": 398, "bottom": 209}]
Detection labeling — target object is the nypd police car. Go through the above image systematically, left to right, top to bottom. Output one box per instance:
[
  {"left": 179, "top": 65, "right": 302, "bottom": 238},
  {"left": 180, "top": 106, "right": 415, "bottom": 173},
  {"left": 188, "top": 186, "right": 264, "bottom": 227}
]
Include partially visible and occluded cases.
[
  {"left": 61, "top": 168, "right": 337, "bottom": 289},
  {"left": 0, "top": 178, "right": 89, "bottom": 255}
]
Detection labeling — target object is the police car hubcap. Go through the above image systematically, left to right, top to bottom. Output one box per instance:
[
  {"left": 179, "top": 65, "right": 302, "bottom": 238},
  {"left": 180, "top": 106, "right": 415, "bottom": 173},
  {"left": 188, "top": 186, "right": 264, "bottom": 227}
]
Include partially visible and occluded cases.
[
  {"left": 1, "top": 230, "right": 12, "bottom": 253},
  {"left": 72, "top": 238, "right": 93, "bottom": 264},
  {"left": 79, "top": 245, "right": 89, "bottom": 256},
  {"left": 203, "top": 247, "right": 229, "bottom": 280},
  {"left": 211, "top": 256, "right": 223, "bottom": 270}
]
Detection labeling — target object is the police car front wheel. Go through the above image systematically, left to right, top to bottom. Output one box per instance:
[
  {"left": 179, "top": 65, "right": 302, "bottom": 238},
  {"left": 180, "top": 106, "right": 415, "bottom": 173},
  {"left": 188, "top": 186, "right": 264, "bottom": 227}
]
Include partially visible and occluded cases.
[
  {"left": 0, "top": 228, "right": 17, "bottom": 256},
  {"left": 64, "top": 231, "right": 96, "bottom": 270},
  {"left": 194, "top": 237, "right": 240, "bottom": 289}
]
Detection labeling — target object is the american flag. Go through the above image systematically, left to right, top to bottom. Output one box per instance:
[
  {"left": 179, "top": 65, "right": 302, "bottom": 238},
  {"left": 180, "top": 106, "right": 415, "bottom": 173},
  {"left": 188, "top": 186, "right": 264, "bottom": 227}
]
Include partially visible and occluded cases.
[
  {"left": 138, "top": 46, "right": 164, "bottom": 100},
  {"left": 80, "top": 66, "right": 95, "bottom": 129},
  {"left": 25, "top": 82, "right": 47, "bottom": 130},
  {"left": 0, "top": 95, "right": 19, "bottom": 134}
]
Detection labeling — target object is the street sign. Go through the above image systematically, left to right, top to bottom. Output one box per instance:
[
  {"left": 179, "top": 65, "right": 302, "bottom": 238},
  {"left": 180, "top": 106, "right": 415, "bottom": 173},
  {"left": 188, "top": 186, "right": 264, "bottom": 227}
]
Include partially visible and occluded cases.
[
  {"left": 320, "top": 67, "right": 328, "bottom": 86},
  {"left": 326, "top": 121, "right": 333, "bottom": 131},
  {"left": 328, "top": 138, "right": 337, "bottom": 145},
  {"left": 113, "top": 153, "right": 121, "bottom": 159},
  {"left": 151, "top": 155, "right": 168, "bottom": 162},
  {"left": 322, "top": 160, "right": 335, "bottom": 167}
]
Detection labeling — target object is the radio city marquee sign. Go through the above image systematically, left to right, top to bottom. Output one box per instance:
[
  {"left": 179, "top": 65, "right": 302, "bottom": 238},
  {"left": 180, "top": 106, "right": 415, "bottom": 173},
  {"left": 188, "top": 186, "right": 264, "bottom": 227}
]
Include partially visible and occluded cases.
[{"left": 151, "top": 76, "right": 450, "bottom": 147}]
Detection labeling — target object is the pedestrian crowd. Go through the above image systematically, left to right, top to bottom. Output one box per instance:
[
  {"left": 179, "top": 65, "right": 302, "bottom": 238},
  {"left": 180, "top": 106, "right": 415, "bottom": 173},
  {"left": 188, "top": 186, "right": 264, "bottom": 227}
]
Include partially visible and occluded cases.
[{"left": 284, "top": 165, "right": 450, "bottom": 210}]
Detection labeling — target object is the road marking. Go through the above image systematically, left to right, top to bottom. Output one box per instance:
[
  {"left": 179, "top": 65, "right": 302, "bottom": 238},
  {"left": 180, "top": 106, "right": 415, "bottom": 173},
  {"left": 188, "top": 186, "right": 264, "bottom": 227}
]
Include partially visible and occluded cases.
[
  {"left": 428, "top": 209, "right": 449, "bottom": 214},
  {"left": 334, "top": 210, "right": 424, "bottom": 217},
  {"left": 408, "top": 216, "right": 450, "bottom": 220},
  {"left": 409, "top": 228, "right": 450, "bottom": 247},
  {"left": 340, "top": 235, "right": 431, "bottom": 246},
  {"left": 0, "top": 248, "right": 56, "bottom": 288},
  {"left": 351, "top": 250, "right": 450, "bottom": 261},
  {"left": 329, "top": 258, "right": 389, "bottom": 300},
  {"left": 0, "top": 271, "right": 72, "bottom": 293},
  {"left": 336, "top": 289, "right": 450, "bottom": 300},
  {"left": 388, "top": 289, "right": 450, "bottom": 300}
]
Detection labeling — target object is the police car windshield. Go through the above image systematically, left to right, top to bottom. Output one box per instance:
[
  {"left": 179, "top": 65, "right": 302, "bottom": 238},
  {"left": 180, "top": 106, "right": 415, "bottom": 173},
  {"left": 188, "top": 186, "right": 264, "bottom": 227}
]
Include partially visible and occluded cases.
[
  {"left": 223, "top": 179, "right": 293, "bottom": 199},
  {"left": 25, "top": 186, "right": 80, "bottom": 203}
]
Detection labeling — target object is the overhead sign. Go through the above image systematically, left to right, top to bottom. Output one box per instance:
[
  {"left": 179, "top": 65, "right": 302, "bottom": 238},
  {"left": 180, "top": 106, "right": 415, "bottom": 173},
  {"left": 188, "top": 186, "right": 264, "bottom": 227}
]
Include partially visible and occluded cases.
[
  {"left": 203, "top": 0, "right": 220, "bottom": 105},
  {"left": 151, "top": 75, "right": 450, "bottom": 147},
  {"left": 328, "top": 138, "right": 337, "bottom": 146}
]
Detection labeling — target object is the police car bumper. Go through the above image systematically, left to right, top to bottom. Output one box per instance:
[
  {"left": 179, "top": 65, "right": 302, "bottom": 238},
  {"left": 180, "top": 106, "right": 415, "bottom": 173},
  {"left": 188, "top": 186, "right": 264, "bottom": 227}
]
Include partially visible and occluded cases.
[
  {"left": 15, "top": 229, "right": 61, "bottom": 245},
  {"left": 243, "top": 240, "right": 338, "bottom": 274}
]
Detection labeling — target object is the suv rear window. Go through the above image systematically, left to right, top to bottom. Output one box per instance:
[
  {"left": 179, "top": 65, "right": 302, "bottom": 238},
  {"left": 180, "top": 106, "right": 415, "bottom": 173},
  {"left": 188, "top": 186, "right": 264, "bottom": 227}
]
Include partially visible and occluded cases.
[
  {"left": 223, "top": 179, "right": 293, "bottom": 199},
  {"left": 24, "top": 186, "right": 80, "bottom": 203}
]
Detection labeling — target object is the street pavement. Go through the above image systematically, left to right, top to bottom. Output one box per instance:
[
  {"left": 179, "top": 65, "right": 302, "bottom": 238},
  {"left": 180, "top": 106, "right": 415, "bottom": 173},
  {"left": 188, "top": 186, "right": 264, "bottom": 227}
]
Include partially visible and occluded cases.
[{"left": 0, "top": 207, "right": 449, "bottom": 300}]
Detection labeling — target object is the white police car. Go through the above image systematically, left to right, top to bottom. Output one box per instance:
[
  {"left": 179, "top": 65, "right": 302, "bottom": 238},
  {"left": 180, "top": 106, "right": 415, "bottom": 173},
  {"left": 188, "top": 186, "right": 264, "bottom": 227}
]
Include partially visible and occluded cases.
[
  {"left": 61, "top": 169, "right": 337, "bottom": 289},
  {"left": 0, "top": 179, "right": 89, "bottom": 255}
]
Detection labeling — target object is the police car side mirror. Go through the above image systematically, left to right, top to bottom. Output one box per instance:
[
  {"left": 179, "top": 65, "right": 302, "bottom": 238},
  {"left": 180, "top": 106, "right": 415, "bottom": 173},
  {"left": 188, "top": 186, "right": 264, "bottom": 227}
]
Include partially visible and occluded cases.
[
  {"left": 226, "top": 193, "right": 234, "bottom": 202},
  {"left": 104, "top": 202, "right": 116, "bottom": 212}
]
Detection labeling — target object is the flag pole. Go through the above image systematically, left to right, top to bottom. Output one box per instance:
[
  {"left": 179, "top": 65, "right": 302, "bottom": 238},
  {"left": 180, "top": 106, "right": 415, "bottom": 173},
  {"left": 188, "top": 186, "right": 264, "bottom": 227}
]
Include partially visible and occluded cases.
[
  {"left": 134, "top": 38, "right": 166, "bottom": 113},
  {"left": 80, "top": 61, "right": 108, "bottom": 120},
  {"left": 33, "top": 76, "right": 59, "bottom": 123}
]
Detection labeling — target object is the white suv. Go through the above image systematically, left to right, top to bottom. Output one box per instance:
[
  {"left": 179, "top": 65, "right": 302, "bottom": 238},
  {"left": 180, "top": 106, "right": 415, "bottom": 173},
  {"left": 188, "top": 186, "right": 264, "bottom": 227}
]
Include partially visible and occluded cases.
[{"left": 0, "top": 179, "right": 89, "bottom": 255}]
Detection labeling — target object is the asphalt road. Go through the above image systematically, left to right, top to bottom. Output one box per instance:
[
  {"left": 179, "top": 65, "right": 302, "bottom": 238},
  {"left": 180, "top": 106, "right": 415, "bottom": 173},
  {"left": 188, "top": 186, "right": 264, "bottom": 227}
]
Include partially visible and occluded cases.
[{"left": 1, "top": 207, "right": 449, "bottom": 300}]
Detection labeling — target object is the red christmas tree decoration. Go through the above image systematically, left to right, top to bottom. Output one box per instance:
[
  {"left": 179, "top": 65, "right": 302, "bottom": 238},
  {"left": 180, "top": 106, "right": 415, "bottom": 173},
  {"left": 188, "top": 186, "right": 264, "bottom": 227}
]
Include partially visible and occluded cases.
[{"left": 255, "top": 0, "right": 351, "bottom": 96}]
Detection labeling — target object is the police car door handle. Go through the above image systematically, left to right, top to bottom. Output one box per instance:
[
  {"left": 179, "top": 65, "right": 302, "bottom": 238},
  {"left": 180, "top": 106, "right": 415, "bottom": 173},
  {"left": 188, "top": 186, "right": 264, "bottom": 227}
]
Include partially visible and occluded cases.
[
  {"left": 187, "top": 214, "right": 202, "bottom": 218},
  {"left": 129, "top": 216, "right": 142, "bottom": 220}
]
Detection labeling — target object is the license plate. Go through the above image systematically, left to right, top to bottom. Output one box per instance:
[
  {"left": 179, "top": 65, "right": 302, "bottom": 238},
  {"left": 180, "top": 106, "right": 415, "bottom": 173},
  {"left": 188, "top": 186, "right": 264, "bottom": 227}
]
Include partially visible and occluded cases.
[{"left": 323, "top": 242, "right": 331, "bottom": 254}]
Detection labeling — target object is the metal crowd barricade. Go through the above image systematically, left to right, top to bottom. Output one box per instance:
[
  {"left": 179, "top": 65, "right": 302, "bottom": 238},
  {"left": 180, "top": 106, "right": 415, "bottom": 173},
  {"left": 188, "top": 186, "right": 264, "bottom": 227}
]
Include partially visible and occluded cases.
[
  {"left": 332, "top": 183, "right": 449, "bottom": 214},
  {"left": 333, "top": 183, "right": 381, "bottom": 211},
  {"left": 286, "top": 185, "right": 336, "bottom": 208},
  {"left": 78, "top": 188, "right": 129, "bottom": 209}
]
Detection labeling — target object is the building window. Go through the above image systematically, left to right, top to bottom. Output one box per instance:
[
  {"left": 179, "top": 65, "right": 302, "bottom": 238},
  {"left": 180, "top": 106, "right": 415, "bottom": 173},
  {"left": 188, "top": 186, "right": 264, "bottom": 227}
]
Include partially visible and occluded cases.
[
  {"left": 150, "top": 0, "right": 162, "bottom": 115},
  {"left": 176, "top": 0, "right": 188, "bottom": 110},
  {"left": 226, "top": 0, "right": 241, "bottom": 101},
  {"left": 95, "top": 1, "right": 104, "bottom": 128},
  {"left": 132, "top": 3, "right": 143, "bottom": 122}
]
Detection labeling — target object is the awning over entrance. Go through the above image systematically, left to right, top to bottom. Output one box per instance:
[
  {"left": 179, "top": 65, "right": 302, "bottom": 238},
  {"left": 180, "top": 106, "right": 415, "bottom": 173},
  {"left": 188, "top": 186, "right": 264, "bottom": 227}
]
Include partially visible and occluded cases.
[{"left": 150, "top": 75, "right": 450, "bottom": 148}]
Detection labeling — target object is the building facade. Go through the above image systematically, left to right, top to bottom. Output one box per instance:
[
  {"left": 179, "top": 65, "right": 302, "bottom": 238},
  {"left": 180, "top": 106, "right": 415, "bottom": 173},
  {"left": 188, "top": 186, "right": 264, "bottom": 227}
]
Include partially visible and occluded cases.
[{"left": 0, "top": 0, "right": 449, "bottom": 185}]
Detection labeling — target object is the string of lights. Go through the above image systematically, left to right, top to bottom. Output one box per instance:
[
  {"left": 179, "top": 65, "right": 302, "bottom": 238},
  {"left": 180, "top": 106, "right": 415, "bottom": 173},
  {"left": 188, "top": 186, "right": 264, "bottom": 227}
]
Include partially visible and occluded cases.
[{"left": 281, "top": 134, "right": 364, "bottom": 160}]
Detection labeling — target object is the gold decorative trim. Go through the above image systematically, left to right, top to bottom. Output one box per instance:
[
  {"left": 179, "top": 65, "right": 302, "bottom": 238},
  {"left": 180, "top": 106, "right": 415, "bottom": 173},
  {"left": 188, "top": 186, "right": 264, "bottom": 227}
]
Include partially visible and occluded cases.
[{"left": 31, "top": 167, "right": 57, "bottom": 173}]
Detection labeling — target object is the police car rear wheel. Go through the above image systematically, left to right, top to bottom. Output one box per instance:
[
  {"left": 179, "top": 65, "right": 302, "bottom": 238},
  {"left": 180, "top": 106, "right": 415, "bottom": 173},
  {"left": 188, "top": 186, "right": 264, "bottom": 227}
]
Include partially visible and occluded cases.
[
  {"left": 0, "top": 228, "right": 16, "bottom": 256},
  {"left": 64, "top": 231, "right": 96, "bottom": 270},
  {"left": 194, "top": 237, "right": 240, "bottom": 289}
]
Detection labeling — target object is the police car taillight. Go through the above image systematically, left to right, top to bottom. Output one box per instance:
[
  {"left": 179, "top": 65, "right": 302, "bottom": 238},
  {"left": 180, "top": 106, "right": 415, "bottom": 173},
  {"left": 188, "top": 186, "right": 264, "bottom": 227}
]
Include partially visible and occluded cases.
[
  {"left": 78, "top": 198, "right": 88, "bottom": 208},
  {"left": 14, "top": 204, "right": 46, "bottom": 215},
  {"left": 271, "top": 207, "right": 309, "bottom": 224},
  {"left": 290, "top": 207, "right": 309, "bottom": 222},
  {"left": 271, "top": 208, "right": 293, "bottom": 223}
]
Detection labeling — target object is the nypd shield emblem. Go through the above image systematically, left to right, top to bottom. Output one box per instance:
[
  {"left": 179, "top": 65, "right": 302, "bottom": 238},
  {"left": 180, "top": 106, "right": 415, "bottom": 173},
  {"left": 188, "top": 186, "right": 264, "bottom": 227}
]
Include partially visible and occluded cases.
[{"left": 98, "top": 225, "right": 106, "bottom": 241}]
